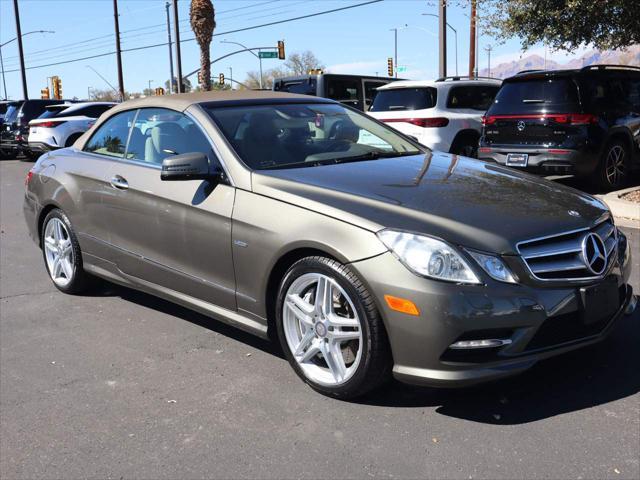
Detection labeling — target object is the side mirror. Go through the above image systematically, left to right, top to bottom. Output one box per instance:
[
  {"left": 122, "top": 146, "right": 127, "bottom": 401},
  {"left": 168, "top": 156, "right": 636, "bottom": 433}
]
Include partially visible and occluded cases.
[{"left": 161, "top": 152, "right": 217, "bottom": 181}]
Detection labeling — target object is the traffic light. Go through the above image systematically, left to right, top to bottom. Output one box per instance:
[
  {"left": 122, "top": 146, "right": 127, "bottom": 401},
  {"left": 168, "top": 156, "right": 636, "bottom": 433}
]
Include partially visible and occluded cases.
[
  {"left": 277, "top": 40, "right": 285, "bottom": 60},
  {"left": 387, "top": 58, "right": 394, "bottom": 77},
  {"left": 197, "top": 70, "right": 203, "bottom": 84},
  {"left": 218, "top": 73, "right": 225, "bottom": 86},
  {"left": 52, "top": 76, "right": 62, "bottom": 99},
  {"left": 40, "top": 87, "right": 50, "bottom": 99},
  {"left": 155, "top": 87, "right": 165, "bottom": 96}
]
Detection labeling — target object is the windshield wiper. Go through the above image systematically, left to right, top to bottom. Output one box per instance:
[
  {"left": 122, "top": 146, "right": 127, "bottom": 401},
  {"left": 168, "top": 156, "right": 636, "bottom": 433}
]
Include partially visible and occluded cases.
[{"left": 264, "top": 150, "right": 421, "bottom": 170}]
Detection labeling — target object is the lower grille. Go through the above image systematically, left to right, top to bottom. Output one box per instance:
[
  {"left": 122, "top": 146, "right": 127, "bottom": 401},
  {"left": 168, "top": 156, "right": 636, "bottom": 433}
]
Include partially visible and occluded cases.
[{"left": 517, "top": 217, "right": 617, "bottom": 281}]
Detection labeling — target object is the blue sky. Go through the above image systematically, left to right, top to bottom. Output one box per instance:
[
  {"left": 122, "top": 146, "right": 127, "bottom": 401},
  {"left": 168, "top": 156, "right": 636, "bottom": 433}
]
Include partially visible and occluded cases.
[{"left": 0, "top": 0, "right": 589, "bottom": 100}]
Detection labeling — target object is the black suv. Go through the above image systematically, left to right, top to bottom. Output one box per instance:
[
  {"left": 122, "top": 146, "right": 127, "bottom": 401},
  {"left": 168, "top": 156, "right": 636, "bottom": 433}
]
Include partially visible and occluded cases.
[
  {"left": 478, "top": 65, "right": 640, "bottom": 190},
  {"left": 0, "top": 99, "right": 67, "bottom": 160}
]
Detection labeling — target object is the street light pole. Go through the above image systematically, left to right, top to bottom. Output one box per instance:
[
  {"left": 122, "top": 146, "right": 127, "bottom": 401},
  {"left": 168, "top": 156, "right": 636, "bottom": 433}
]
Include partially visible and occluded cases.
[
  {"left": 12, "top": 0, "right": 28, "bottom": 99},
  {"left": 113, "top": 0, "right": 125, "bottom": 101},
  {"left": 173, "top": 0, "right": 184, "bottom": 93},
  {"left": 438, "top": 0, "right": 447, "bottom": 78},
  {"left": 165, "top": 2, "right": 175, "bottom": 93},
  {"left": 422, "top": 13, "right": 458, "bottom": 76},
  {"left": 389, "top": 28, "right": 398, "bottom": 78},
  {"left": 0, "top": 30, "right": 54, "bottom": 100},
  {"left": 221, "top": 40, "right": 262, "bottom": 89},
  {"left": 485, "top": 44, "right": 492, "bottom": 77},
  {"left": 229, "top": 67, "right": 233, "bottom": 90},
  {"left": 148, "top": 80, "right": 153, "bottom": 92}
]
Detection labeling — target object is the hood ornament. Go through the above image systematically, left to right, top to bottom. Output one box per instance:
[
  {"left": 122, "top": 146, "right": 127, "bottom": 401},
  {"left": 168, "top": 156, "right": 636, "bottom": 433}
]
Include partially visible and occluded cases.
[{"left": 581, "top": 233, "right": 607, "bottom": 275}]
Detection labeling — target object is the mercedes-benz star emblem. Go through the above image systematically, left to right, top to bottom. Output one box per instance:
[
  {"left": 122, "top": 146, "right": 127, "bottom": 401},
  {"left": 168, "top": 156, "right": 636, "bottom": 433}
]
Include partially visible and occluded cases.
[
  {"left": 516, "top": 120, "right": 526, "bottom": 132},
  {"left": 568, "top": 210, "right": 581, "bottom": 217},
  {"left": 581, "top": 233, "right": 608, "bottom": 275}
]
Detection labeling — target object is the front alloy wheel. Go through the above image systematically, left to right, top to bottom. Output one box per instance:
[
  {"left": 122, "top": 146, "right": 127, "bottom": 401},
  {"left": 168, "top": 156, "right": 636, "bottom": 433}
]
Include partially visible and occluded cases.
[
  {"left": 276, "top": 256, "right": 391, "bottom": 399},
  {"left": 283, "top": 272, "right": 363, "bottom": 386}
]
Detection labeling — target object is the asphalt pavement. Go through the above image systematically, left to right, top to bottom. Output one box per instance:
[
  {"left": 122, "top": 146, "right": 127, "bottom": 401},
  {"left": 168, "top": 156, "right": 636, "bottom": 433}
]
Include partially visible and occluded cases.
[{"left": 1, "top": 159, "right": 639, "bottom": 479}]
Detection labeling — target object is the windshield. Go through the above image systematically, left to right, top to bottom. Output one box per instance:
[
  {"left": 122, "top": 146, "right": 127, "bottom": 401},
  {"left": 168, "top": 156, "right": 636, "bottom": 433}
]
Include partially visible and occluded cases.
[
  {"left": 489, "top": 78, "right": 579, "bottom": 114},
  {"left": 369, "top": 88, "right": 437, "bottom": 112},
  {"left": 205, "top": 102, "right": 422, "bottom": 170}
]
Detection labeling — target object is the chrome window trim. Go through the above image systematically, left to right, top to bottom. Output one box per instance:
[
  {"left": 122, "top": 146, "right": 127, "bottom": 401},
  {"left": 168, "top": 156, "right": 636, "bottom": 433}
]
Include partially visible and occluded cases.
[
  {"left": 79, "top": 150, "right": 161, "bottom": 170},
  {"left": 515, "top": 214, "right": 618, "bottom": 283}
]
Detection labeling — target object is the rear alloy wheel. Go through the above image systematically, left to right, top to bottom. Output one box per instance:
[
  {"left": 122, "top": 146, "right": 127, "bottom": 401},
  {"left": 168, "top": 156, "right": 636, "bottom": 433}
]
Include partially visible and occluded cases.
[
  {"left": 597, "top": 140, "right": 629, "bottom": 191},
  {"left": 41, "top": 209, "right": 92, "bottom": 294},
  {"left": 276, "top": 256, "right": 391, "bottom": 399}
]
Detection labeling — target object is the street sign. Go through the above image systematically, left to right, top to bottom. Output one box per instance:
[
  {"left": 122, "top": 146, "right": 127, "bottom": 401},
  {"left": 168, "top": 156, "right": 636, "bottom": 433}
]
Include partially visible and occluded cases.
[
  {"left": 258, "top": 51, "right": 278, "bottom": 59},
  {"left": 397, "top": 66, "right": 408, "bottom": 73}
]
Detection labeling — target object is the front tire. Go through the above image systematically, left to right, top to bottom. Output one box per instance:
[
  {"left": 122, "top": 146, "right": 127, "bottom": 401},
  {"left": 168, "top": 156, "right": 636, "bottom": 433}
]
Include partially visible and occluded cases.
[
  {"left": 41, "top": 209, "right": 92, "bottom": 294},
  {"left": 275, "top": 256, "right": 391, "bottom": 399}
]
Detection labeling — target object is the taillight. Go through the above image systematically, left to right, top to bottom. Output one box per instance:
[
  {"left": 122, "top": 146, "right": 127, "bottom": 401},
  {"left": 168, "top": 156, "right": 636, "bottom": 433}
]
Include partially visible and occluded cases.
[
  {"left": 480, "top": 114, "right": 597, "bottom": 126},
  {"left": 382, "top": 117, "right": 449, "bottom": 128},
  {"left": 33, "top": 120, "right": 67, "bottom": 128},
  {"left": 25, "top": 170, "right": 34, "bottom": 186}
]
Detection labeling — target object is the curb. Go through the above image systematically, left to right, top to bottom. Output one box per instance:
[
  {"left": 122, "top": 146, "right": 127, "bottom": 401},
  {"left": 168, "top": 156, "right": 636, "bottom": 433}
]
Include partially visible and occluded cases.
[{"left": 597, "top": 186, "right": 640, "bottom": 224}]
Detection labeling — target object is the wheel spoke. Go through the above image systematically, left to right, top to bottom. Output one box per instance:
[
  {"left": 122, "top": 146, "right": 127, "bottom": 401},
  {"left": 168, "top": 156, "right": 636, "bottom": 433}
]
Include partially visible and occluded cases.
[
  {"left": 54, "top": 220, "right": 64, "bottom": 242},
  {"left": 44, "top": 236, "right": 57, "bottom": 253},
  {"left": 52, "top": 257, "right": 62, "bottom": 278},
  {"left": 60, "top": 258, "right": 73, "bottom": 279},
  {"left": 315, "top": 276, "right": 333, "bottom": 316},
  {"left": 286, "top": 294, "right": 314, "bottom": 327},
  {"left": 326, "top": 312, "right": 359, "bottom": 328},
  {"left": 293, "top": 328, "right": 315, "bottom": 357},
  {"left": 329, "top": 328, "right": 360, "bottom": 342},
  {"left": 298, "top": 338, "right": 321, "bottom": 363},
  {"left": 320, "top": 340, "right": 347, "bottom": 382}
]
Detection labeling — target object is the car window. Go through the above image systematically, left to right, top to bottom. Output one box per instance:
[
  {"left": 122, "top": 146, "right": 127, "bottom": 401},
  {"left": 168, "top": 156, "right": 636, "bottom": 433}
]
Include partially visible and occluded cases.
[
  {"left": 627, "top": 77, "right": 640, "bottom": 111},
  {"left": 273, "top": 78, "right": 317, "bottom": 95},
  {"left": 325, "top": 78, "right": 361, "bottom": 109},
  {"left": 489, "top": 78, "right": 579, "bottom": 114},
  {"left": 364, "top": 81, "right": 388, "bottom": 110},
  {"left": 447, "top": 85, "right": 500, "bottom": 110},
  {"left": 369, "top": 88, "right": 437, "bottom": 112},
  {"left": 206, "top": 102, "right": 421, "bottom": 170},
  {"left": 76, "top": 105, "right": 114, "bottom": 118},
  {"left": 38, "top": 106, "right": 71, "bottom": 119},
  {"left": 125, "top": 107, "right": 213, "bottom": 166},
  {"left": 83, "top": 110, "right": 136, "bottom": 158}
]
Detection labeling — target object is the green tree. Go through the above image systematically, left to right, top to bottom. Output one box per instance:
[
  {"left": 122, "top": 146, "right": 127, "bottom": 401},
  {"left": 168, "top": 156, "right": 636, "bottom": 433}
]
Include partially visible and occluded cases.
[{"left": 482, "top": 0, "right": 640, "bottom": 51}]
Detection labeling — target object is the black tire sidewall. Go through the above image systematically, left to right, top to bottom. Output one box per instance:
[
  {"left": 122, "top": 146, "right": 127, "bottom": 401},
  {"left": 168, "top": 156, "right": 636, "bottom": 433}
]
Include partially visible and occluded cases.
[
  {"left": 598, "top": 139, "right": 629, "bottom": 191},
  {"left": 41, "top": 209, "right": 87, "bottom": 294},
  {"left": 275, "top": 257, "right": 379, "bottom": 399}
]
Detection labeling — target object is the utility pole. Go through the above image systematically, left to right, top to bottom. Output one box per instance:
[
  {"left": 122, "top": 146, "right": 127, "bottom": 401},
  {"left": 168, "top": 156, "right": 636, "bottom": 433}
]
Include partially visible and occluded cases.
[
  {"left": 13, "top": 0, "right": 28, "bottom": 99},
  {"left": 113, "top": 0, "right": 125, "bottom": 101},
  {"left": 173, "top": 0, "right": 183, "bottom": 93},
  {"left": 438, "top": 0, "right": 447, "bottom": 78},
  {"left": 469, "top": 0, "right": 477, "bottom": 78},
  {"left": 165, "top": 2, "right": 175, "bottom": 93},
  {"left": 389, "top": 28, "right": 398, "bottom": 78},
  {"left": 485, "top": 44, "right": 492, "bottom": 77},
  {"left": 0, "top": 47, "right": 7, "bottom": 100},
  {"left": 229, "top": 67, "right": 233, "bottom": 90},
  {"left": 148, "top": 80, "right": 153, "bottom": 92}
]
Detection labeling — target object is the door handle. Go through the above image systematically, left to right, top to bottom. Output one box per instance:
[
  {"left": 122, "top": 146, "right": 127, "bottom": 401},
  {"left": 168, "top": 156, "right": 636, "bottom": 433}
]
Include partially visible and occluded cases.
[{"left": 110, "top": 175, "right": 129, "bottom": 190}]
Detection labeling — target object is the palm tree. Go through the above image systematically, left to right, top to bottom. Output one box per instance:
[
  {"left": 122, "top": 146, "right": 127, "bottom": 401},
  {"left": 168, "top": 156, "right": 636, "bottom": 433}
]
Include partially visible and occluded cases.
[{"left": 190, "top": 0, "right": 216, "bottom": 91}]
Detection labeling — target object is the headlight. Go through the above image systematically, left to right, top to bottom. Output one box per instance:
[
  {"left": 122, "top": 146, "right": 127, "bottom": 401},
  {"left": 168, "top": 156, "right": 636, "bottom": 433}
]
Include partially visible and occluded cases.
[
  {"left": 377, "top": 230, "right": 481, "bottom": 284},
  {"left": 466, "top": 250, "right": 517, "bottom": 284}
]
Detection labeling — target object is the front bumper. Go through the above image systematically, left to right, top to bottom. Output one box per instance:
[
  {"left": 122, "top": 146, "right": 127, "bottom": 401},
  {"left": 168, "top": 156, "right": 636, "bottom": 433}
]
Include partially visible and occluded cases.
[
  {"left": 477, "top": 144, "right": 599, "bottom": 176},
  {"left": 350, "top": 243, "right": 633, "bottom": 387}
]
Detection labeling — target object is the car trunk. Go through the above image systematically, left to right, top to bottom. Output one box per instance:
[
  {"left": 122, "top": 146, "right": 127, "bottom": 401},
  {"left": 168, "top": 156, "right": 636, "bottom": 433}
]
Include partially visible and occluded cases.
[{"left": 483, "top": 76, "right": 592, "bottom": 147}]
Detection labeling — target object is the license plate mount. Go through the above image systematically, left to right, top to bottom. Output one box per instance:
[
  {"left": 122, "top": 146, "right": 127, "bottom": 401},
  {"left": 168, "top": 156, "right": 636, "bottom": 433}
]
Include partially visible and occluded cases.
[
  {"left": 506, "top": 153, "right": 528, "bottom": 167},
  {"left": 579, "top": 278, "right": 619, "bottom": 325}
]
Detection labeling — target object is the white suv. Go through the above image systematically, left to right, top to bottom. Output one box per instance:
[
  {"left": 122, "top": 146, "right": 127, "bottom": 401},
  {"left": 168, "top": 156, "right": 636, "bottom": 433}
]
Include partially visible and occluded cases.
[
  {"left": 368, "top": 77, "right": 501, "bottom": 157},
  {"left": 28, "top": 102, "right": 115, "bottom": 154}
]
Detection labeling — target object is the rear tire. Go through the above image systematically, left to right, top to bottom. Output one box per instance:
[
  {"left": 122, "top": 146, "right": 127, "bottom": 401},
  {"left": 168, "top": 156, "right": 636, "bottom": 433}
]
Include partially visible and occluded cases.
[
  {"left": 450, "top": 134, "right": 479, "bottom": 158},
  {"left": 595, "top": 139, "right": 629, "bottom": 192},
  {"left": 0, "top": 148, "right": 18, "bottom": 160},
  {"left": 41, "top": 209, "right": 93, "bottom": 294},
  {"left": 275, "top": 256, "right": 392, "bottom": 399}
]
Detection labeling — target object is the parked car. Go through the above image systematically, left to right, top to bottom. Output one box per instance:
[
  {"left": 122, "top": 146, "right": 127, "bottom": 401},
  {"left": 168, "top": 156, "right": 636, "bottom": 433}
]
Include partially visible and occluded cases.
[
  {"left": 478, "top": 65, "right": 640, "bottom": 191},
  {"left": 273, "top": 73, "right": 398, "bottom": 111},
  {"left": 367, "top": 76, "right": 501, "bottom": 156},
  {"left": 24, "top": 91, "right": 635, "bottom": 399},
  {"left": 1, "top": 99, "right": 69, "bottom": 160},
  {"left": 28, "top": 102, "right": 116, "bottom": 154}
]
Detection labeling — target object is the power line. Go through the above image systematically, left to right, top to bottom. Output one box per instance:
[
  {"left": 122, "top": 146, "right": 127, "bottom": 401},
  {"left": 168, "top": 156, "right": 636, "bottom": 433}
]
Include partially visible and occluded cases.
[{"left": 3, "top": 0, "right": 383, "bottom": 73}]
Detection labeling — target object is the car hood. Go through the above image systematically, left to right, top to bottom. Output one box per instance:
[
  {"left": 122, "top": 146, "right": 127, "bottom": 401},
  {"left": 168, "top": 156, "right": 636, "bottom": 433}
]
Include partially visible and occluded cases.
[{"left": 251, "top": 151, "right": 609, "bottom": 254}]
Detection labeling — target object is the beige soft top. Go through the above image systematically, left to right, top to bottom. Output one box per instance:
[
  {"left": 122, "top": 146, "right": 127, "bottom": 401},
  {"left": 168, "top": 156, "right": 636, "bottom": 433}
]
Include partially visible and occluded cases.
[{"left": 107, "top": 90, "right": 326, "bottom": 114}]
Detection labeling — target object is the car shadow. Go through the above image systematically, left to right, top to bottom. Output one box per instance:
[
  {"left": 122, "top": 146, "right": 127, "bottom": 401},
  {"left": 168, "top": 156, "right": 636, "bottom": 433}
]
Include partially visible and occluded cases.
[
  {"left": 86, "top": 281, "right": 638, "bottom": 424},
  {"left": 88, "top": 281, "right": 284, "bottom": 359},
  {"left": 357, "top": 311, "right": 640, "bottom": 424}
]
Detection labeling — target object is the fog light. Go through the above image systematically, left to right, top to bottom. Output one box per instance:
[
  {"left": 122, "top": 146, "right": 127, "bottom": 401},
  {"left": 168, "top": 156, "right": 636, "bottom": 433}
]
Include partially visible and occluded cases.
[{"left": 449, "top": 339, "right": 512, "bottom": 349}]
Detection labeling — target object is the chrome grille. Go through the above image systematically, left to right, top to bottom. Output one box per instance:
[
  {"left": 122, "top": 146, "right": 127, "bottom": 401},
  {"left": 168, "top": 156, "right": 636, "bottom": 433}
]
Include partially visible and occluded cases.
[{"left": 517, "top": 217, "right": 617, "bottom": 281}]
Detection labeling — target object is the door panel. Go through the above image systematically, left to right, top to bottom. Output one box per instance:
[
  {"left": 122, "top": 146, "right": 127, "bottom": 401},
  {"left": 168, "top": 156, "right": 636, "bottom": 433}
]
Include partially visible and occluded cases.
[{"left": 104, "top": 161, "right": 236, "bottom": 310}]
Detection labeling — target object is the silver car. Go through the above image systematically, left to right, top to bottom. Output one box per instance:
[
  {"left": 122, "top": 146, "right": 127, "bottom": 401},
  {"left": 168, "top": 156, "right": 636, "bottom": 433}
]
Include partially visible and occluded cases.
[{"left": 24, "top": 91, "right": 635, "bottom": 399}]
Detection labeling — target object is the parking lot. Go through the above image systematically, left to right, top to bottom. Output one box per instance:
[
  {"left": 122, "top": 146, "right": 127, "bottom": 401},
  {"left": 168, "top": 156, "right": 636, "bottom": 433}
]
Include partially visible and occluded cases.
[{"left": 1, "top": 158, "right": 638, "bottom": 479}]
